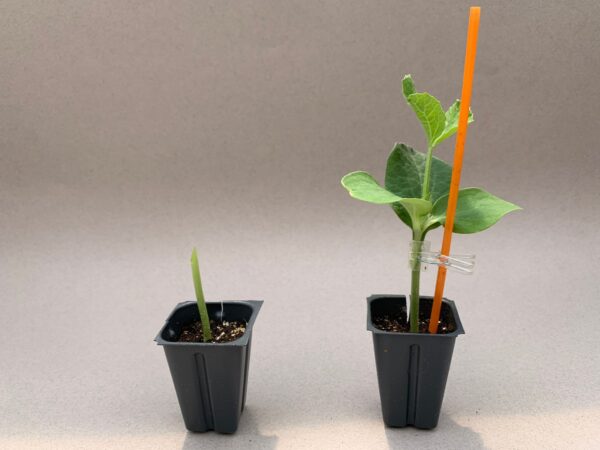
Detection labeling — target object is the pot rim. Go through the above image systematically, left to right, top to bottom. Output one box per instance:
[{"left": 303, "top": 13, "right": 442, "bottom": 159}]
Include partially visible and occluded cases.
[
  {"left": 367, "top": 294, "right": 464, "bottom": 337},
  {"left": 155, "top": 300, "right": 263, "bottom": 347}
]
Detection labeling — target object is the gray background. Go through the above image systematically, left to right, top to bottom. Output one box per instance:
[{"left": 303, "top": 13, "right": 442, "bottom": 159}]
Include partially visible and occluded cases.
[{"left": 1, "top": 0, "right": 599, "bottom": 449}]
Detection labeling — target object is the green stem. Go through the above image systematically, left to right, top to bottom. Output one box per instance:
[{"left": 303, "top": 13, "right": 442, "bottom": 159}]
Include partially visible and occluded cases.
[
  {"left": 409, "top": 143, "right": 436, "bottom": 332},
  {"left": 421, "top": 146, "right": 434, "bottom": 200},
  {"left": 409, "top": 231, "right": 423, "bottom": 333},
  {"left": 191, "top": 248, "right": 213, "bottom": 342}
]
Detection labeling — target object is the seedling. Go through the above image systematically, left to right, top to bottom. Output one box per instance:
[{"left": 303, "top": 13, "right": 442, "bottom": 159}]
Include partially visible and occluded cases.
[
  {"left": 341, "top": 74, "right": 520, "bottom": 333},
  {"left": 191, "top": 248, "right": 213, "bottom": 341}
]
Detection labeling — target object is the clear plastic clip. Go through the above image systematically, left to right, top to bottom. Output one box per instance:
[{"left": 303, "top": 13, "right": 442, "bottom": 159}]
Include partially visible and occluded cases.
[{"left": 408, "top": 240, "right": 475, "bottom": 275}]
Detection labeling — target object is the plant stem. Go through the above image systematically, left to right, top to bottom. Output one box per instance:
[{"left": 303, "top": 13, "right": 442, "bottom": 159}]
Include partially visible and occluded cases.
[
  {"left": 409, "top": 143, "right": 436, "bottom": 332},
  {"left": 421, "top": 146, "right": 434, "bottom": 200},
  {"left": 409, "top": 233, "right": 423, "bottom": 333},
  {"left": 191, "top": 248, "right": 213, "bottom": 342}
]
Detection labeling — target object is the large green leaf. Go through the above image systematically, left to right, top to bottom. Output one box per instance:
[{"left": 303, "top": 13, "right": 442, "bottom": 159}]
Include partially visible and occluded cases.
[
  {"left": 406, "top": 93, "right": 446, "bottom": 148},
  {"left": 431, "top": 99, "right": 474, "bottom": 148},
  {"left": 384, "top": 143, "right": 452, "bottom": 228},
  {"left": 385, "top": 143, "right": 452, "bottom": 202},
  {"left": 341, "top": 171, "right": 431, "bottom": 226},
  {"left": 427, "top": 187, "right": 521, "bottom": 234}
]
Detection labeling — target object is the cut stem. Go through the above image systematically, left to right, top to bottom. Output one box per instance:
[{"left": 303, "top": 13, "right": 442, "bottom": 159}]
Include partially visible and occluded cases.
[{"left": 191, "top": 248, "right": 213, "bottom": 342}]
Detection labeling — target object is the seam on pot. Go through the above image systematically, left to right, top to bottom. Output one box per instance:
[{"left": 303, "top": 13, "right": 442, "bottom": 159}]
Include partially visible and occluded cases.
[
  {"left": 407, "top": 344, "right": 420, "bottom": 424},
  {"left": 195, "top": 352, "right": 215, "bottom": 430}
]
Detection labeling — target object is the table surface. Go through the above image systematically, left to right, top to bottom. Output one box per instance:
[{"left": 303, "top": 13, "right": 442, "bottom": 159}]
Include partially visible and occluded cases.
[{"left": 2, "top": 204, "right": 599, "bottom": 449}]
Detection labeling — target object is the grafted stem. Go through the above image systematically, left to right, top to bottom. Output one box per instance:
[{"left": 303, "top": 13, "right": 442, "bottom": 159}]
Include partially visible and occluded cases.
[
  {"left": 409, "top": 143, "right": 435, "bottom": 332},
  {"left": 409, "top": 231, "right": 424, "bottom": 333}
]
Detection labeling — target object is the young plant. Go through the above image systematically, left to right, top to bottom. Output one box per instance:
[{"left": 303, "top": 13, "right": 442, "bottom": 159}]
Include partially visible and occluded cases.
[
  {"left": 342, "top": 75, "right": 520, "bottom": 333},
  {"left": 191, "top": 248, "right": 213, "bottom": 341}
]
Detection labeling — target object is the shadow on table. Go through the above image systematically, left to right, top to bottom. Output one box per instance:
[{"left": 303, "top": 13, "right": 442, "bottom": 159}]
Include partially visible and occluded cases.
[
  {"left": 181, "top": 407, "right": 278, "bottom": 450},
  {"left": 384, "top": 414, "right": 488, "bottom": 450}
]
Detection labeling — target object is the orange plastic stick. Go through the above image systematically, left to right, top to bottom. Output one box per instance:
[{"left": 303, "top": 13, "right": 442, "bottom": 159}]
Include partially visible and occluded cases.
[{"left": 429, "top": 7, "right": 480, "bottom": 334}]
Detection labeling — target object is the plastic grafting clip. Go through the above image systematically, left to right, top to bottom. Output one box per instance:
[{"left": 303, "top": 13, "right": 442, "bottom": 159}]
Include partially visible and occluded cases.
[{"left": 408, "top": 240, "right": 475, "bottom": 275}]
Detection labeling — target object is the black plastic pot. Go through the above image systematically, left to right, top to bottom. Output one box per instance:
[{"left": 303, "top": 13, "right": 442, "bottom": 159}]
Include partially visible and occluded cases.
[
  {"left": 367, "top": 295, "right": 464, "bottom": 429},
  {"left": 155, "top": 300, "right": 262, "bottom": 433}
]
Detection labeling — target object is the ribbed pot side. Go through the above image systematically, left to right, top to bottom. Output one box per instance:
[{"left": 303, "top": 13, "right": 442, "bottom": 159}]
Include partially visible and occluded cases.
[
  {"left": 367, "top": 295, "right": 464, "bottom": 429},
  {"left": 156, "top": 301, "right": 262, "bottom": 433}
]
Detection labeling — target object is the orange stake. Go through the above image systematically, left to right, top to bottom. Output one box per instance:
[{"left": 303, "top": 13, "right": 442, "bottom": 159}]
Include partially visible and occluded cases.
[{"left": 429, "top": 7, "right": 481, "bottom": 334}]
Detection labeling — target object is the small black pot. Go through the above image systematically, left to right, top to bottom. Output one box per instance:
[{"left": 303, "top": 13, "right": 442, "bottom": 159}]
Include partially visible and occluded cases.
[
  {"left": 367, "top": 295, "right": 464, "bottom": 429},
  {"left": 155, "top": 300, "right": 262, "bottom": 433}
]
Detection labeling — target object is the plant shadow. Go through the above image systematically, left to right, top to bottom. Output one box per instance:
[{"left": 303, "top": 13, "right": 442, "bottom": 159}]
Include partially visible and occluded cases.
[
  {"left": 180, "top": 407, "right": 278, "bottom": 450},
  {"left": 384, "top": 414, "right": 488, "bottom": 450}
]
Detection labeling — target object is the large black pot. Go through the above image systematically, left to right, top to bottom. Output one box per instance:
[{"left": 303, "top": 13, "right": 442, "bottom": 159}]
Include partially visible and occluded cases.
[
  {"left": 368, "top": 295, "right": 464, "bottom": 429},
  {"left": 155, "top": 300, "right": 262, "bottom": 433}
]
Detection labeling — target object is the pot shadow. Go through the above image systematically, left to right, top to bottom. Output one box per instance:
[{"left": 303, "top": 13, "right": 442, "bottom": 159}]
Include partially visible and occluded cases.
[
  {"left": 180, "top": 407, "right": 278, "bottom": 450},
  {"left": 384, "top": 414, "right": 488, "bottom": 450}
]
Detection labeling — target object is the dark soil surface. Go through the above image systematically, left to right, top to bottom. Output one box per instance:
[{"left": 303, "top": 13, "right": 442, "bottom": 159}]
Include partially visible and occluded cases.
[
  {"left": 372, "top": 303, "right": 457, "bottom": 334},
  {"left": 178, "top": 319, "right": 246, "bottom": 343}
]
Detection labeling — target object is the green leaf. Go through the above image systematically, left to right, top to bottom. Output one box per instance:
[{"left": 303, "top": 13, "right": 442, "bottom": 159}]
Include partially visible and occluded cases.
[
  {"left": 402, "top": 74, "right": 415, "bottom": 99},
  {"left": 406, "top": 93, "right": 446, "bottom": 148},
  {"left": 431, "top": 99, "right": 474, "bottom": 148},
  {"left": 384, "top": 143, "right": 451, "bottom": 228},
  {"left": 385, "top": 143, "right": 452, "bottom": 202},
  {"left": 341, "top": 170, "right": 431, "bottom": 228},
  {"left": 342, "top": 171, "right": 404, "bottom": 204},
  {"left": 427, "top": 188, "right": 521, "bottom": 234},
  {"left": 398, "top": 197, "right": 432, "bottom": 217},
  {"left": 390, "top": 203, "right": 413, "bottom": 228}
]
